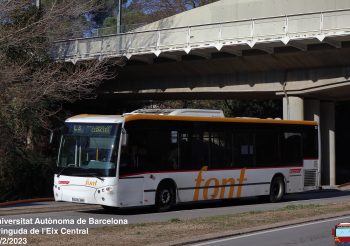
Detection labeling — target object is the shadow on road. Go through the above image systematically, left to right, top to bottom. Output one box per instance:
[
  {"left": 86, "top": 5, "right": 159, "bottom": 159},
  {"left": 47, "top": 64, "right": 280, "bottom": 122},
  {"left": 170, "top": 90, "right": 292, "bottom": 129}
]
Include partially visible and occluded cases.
[
  {"left": 78, "top": 189, "right": 350, "bottom": 216},
  {"left": 283, "top": 189, "right": 350, "bottom": 201},
  {"left": 1, "top": 202, "right": 49, "bottom": 208}
]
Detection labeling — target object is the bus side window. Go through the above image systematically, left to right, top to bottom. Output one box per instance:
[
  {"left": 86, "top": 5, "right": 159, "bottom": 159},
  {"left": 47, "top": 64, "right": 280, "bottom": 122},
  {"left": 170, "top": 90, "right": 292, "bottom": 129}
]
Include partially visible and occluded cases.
[
  {"left": 303, "top": 126, "right": 318, "bottom": 159},
  {"left": 127, "top": 128, "right": 181, "bottom": 172},
  {"left": 147, "top": 129, "right": 173, "bottom": 171},
  {"left": 119, "top": 130, "right": 147, "bottom": 174},
  {"left": 255, "top": 130, "right": 280, "bottom": 167},
  {"left": 167, "top": 131, "right": 179, "bottom": 170},
  {"left": 179, "top": 131, "right": 210, "bottom": 170},
  {"left": 195, "top": 131, "right": 210, "bottom": 168},
  {"left": 210, "top": 131, "right": 233, "bottom": 169},
  {"left": 179, "top": 132, "right": 191, "bottom": 169},
  {"left": 190, "top": 132, "right": 209, "bottom": 169},
  {"left": 234, "top": 132, "right": 255, "bottom": 168},
  {"left": 280, "top": 132, "right": 302, "bottom": 166},
  {"left": 119, "top": 142, "right": 133, "bottom": 175}
]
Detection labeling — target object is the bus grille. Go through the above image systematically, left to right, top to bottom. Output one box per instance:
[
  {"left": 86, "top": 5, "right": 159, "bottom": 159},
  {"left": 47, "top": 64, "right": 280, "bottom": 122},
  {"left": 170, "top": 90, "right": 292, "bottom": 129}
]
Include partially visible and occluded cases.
[{"left": 304, "top": 170, "right": 317, "bottom": 187}]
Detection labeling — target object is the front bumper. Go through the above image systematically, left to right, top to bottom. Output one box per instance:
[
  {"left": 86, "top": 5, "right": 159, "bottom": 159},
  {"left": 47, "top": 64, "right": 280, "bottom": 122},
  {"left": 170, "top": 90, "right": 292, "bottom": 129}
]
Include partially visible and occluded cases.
[{"left": 54, "top": 175, "right": 118, "bottom": 207}]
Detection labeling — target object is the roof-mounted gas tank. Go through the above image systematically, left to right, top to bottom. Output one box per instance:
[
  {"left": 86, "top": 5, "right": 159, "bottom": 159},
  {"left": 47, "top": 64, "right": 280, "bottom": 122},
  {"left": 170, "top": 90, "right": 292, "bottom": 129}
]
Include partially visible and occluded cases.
[{"left": 128, "top": 108, "right": 225, "bottom": 118}]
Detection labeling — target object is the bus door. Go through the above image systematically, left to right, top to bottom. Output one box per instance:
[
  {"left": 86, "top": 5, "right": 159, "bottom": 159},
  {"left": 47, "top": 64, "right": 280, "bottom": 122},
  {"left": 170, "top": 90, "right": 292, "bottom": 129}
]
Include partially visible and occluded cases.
[
  {"left": 281, "top": 131, "right": 303, "bottom": 193},
  {"left": 118, "top": 133, "right": 146, "bottom": 207}
]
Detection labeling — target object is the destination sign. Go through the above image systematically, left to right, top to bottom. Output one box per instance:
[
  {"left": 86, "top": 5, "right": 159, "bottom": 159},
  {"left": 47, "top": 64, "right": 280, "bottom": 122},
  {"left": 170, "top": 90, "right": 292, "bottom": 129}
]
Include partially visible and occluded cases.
[{"left": 65, "top": 124, "right": 115, "bottom": 136}]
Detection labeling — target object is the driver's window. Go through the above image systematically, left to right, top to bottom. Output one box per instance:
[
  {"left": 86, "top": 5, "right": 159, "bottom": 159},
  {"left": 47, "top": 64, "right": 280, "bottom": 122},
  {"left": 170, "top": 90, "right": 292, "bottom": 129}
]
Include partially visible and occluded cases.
[{"left": 59, "top": 137, "right": 77, "bottom": 167}]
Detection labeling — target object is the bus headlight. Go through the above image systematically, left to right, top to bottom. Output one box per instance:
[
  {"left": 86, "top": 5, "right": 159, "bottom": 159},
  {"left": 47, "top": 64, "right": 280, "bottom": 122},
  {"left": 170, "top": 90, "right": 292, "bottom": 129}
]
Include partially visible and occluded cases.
[
  {"left": 98, "top": 187, "right": 113, "bottom": 193},
  {"left": 105, "top": 187, "right": 113, "bottom": 192}
]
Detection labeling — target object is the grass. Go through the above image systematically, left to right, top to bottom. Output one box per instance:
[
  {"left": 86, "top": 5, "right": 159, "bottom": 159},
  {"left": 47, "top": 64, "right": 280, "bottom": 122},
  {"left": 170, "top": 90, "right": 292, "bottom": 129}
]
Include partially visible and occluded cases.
[
  {"left": 28, "top": 202, "right": 350, "bottom": 246},
  {"left": 281, "top": 204, "right": 321, "bottom": 210},
  {"left": 169, "top": 218, "right": 181, "bottom": 223}
]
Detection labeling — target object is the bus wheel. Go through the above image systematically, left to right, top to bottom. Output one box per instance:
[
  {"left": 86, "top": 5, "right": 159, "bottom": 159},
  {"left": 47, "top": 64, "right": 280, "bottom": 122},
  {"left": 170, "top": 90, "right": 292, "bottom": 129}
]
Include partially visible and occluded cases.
[
  {"left": 269, "top": 176, "right": 285, "bottom": 203},
  {"left": 155, "top": 183, "right": 175, "bottom": 212}
]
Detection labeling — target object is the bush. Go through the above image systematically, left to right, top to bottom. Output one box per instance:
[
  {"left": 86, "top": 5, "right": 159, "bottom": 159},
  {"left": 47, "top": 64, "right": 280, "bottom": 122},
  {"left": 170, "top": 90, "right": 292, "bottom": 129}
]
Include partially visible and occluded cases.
[{"left": 0, "top": 149, "right": 55, "bottom": 202}]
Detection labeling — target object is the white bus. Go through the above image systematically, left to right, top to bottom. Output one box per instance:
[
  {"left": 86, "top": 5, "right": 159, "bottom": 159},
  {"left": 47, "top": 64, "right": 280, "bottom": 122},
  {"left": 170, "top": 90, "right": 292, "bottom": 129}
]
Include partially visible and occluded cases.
[{"left": 54, "top": 109, "right": 320, "bottom": 211}]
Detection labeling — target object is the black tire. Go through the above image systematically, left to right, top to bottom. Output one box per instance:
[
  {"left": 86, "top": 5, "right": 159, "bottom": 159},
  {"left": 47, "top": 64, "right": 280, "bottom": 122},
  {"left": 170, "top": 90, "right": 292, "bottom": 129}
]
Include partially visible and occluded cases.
[
  {"left": 269, "top": 176, "right": 285, "bottom": 203},
  {"left": 155, "top": 183, "right": 175, "bottom": 212}
]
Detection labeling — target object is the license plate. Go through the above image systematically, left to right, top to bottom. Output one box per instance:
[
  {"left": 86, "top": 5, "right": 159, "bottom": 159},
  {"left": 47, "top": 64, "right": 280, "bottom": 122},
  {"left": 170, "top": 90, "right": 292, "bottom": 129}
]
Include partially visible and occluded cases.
[{"left": 72, "top": 197, "right": 85, "bottom": 203}]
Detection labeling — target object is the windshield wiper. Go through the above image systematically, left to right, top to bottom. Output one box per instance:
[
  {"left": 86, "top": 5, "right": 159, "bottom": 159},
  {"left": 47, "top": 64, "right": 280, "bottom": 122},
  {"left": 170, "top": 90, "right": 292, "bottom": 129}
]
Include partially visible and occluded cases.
[
  {"left": 57, "top": 164, "right": 75, "bottom": 177},
  {"left": 58, "top": 168, "right": 105, "bottom": 181},
  {"left": 86, "top": 173, "right": 105, "bottom": 181}
]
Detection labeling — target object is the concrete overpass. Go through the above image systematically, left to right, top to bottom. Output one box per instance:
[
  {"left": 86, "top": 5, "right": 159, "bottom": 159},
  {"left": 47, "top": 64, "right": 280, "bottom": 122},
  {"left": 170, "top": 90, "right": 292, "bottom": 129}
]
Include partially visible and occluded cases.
[{"left": 53, "top": 0, "right": 350, "bottom": 186}]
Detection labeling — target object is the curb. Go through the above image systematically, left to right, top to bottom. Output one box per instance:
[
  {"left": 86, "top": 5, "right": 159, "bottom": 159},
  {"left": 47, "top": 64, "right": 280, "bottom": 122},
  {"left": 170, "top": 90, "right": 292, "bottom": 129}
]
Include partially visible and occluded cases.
[
  {"left": 337, "top": 182, "right": 350, "bottom": 188},
  {"left": 337, "top": 183, "right": 350, "bottom": 191},
  {"left": 0, "top": 198, "right": 54, "bottom": 207},
  {"left": 0, "top": 204, "right": 101, "bottom": 216},
  {"left": 156, "top": 210, "right": 350, "bottom": 246}
]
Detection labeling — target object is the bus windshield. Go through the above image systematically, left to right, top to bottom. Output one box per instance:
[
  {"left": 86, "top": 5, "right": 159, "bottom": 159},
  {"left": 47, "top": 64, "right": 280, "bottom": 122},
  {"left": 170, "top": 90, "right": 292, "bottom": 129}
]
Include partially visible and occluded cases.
[{"left": 57, "top": 123, "right": 121, "bottom": 177}]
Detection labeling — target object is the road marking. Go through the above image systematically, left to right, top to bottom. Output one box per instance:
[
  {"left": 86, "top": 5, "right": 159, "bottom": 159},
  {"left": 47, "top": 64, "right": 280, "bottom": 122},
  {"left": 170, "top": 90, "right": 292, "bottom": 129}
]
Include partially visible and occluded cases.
[{"left": 191, "top": 215, "right": 350, "bottom": 246}]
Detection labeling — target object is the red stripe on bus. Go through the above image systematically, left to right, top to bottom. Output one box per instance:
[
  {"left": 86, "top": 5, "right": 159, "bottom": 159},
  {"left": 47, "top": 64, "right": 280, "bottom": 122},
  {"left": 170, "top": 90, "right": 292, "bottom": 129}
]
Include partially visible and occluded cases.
[
  {"left": 58, "top": 181, "right": 70, "bottom": 184},
  {"left": 336, "top": 237, "right": 350, "bottom": 242}
]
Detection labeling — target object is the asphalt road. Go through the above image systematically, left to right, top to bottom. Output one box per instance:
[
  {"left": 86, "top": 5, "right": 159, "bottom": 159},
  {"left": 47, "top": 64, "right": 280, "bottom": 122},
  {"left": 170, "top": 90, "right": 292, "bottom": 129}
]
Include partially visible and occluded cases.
[
  {"left": 1, "top": 189, "right": 350, "bottom": 232},
  {"left": 191, "top": 215, "right": 350, "bottom": 246}
]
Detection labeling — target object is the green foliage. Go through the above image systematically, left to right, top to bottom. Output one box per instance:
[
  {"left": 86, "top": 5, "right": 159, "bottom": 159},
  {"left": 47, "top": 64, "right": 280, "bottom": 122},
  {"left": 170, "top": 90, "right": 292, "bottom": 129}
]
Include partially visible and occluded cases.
[
  {"left": 89, "top": 0, "right": 127, "bottom": 26},
  {"left": 90, "top": 0, "right": 220, "bottom": 33},
  {"left": 127, "top": 0, "right": 220, "bottom": 23},
  {"left": 0, "top": 1, "right": 109, "bottom": 202},
  {"left": 100, "top": 7, "right": 149, "bottom": 33},
  {"left": 122, "top": 7, "right": 149, "bottom": 30},
  {"left": 100, "top": 16, "right": 117, "bottom": 35},
  {"left": 103, "top": 16, "right": 117, "bottom": 27},
  {"left": 222, "top": 100, "right": 282, "bottom": 118},
  {"left": 0, "top": 116, "right": 56, "bottom": 202},
  {"left": 0, "top": 149, "right": 55, "bottom": 202},
  {"left": 281, "top": 204, "right": 321, "bottom": 211}
]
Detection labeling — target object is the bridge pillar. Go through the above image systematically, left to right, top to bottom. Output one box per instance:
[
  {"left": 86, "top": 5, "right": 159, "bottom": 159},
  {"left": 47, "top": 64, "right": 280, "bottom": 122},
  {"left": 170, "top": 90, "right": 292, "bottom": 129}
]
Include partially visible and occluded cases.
[
  {"left": 283, "top": 96, "right": 304, "bottom": 120},
  {"left": 284, "top": 98, "right": 336, "bottom": 186},
  {"left": 304, "top": 99, "right": 320, "bottom": 122},
  {"left": 320, "top": 101, "right": 336, "bottom": 187}
]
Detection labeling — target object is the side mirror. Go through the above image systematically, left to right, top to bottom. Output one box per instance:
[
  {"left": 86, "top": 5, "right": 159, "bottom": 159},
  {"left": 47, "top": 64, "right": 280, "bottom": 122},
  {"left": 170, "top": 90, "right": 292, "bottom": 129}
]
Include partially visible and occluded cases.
[
  {"left": 121, "top": 128, "right": 128, "bottom": 146},
  {"left": 332, "top": 228, "right": 335, "bottom": 236}
]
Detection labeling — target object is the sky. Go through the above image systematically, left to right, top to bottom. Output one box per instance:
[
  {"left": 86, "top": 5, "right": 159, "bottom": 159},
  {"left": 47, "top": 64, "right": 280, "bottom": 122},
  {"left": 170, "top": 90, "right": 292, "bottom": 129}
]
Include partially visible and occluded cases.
[{"left": 125, "top": 0, "right": 132, "bottom": 7}]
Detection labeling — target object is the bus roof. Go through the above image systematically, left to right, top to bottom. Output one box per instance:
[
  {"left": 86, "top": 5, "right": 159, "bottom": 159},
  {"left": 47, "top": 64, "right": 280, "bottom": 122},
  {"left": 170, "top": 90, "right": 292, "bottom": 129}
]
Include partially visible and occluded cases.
[
  {"left": 128, "top": 108, "right": 225, "bottom": 117},
  {"left": 64, "top": 112, "right": 318, "bottom": 126},
  {"left": 65, "top": 114, "right": 123, "bottom": 124},
  {"left": 124, "top": 114, "right": 318, "bottom": 126},
  {"left": 337, "top": 223, "right": 350, "bottom": 227}
]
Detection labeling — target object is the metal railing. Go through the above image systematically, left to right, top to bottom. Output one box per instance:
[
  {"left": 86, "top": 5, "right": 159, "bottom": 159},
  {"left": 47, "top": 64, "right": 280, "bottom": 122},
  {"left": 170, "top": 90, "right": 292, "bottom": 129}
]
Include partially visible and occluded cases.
[
  {"left": 53, "top": 8, "right": 350, "bottom": 61},
  {"left": 61, "top": 23, "right": 149, "bottom": 39}
]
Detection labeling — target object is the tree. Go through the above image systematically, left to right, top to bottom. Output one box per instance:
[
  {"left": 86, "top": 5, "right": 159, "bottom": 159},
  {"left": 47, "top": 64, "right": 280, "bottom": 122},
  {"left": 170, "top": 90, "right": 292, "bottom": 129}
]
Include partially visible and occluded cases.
[
  {"left": 0, "top": 0, "right": 113, "bottom": 201},
  {"left": 91, "top": 0, "right": 128, "bottom": 27},
  {"left": 98, "top": 0, "right": 220, "bottom": 33},
  {"left": 146, "top": 99, "right": 282, "bottom": 119},
  {"left": 222, "top": 100, "right": 282, "bottom": 118}
]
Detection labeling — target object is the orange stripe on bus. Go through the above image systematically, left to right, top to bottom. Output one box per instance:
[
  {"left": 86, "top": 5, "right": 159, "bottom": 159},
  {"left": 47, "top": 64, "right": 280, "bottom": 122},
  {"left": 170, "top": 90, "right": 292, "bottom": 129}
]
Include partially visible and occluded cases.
[{"left": 124, "top": 114, "right": 318, "bottom": 126}]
